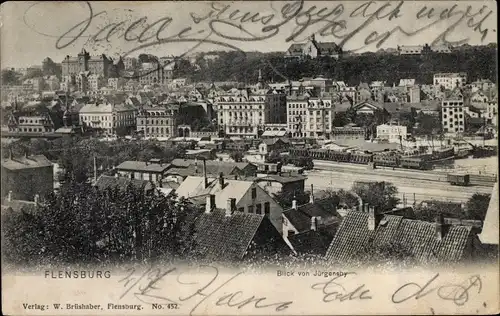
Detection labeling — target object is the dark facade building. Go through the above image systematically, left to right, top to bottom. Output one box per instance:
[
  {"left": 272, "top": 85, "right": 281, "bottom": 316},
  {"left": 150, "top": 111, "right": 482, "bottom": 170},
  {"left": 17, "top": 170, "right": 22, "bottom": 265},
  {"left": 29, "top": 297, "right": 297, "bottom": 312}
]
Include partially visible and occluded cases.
[
  {"left": 62, "top": 49, "right": 113, "bottom": 78},
  {"left": 1, "top": 154, "right": 54, "bottom": 201}
]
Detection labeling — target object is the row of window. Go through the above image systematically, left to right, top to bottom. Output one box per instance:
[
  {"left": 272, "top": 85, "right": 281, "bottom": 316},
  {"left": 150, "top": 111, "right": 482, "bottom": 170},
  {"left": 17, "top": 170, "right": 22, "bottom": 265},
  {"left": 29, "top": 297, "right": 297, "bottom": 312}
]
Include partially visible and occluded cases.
[
  {"left": 138, "top": 119, "right": 171, "bottom": 125},
  {"left": 139, "top": 127, "right": 171, "bottom": 134},
  {"left": 241, "top": 201, "right": 270, "bottom": 215}
]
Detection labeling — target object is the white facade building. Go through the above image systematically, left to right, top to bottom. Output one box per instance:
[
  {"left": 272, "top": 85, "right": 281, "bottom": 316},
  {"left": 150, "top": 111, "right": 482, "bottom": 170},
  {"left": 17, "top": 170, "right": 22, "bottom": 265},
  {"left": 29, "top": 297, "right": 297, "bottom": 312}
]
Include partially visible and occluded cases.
[
  {"left": 433, "top": 73, "right": 467, "bottom": 90},
  {"left": 441, "top": 95, "right": 465, "bottom": 135},
  {"left": 79, "top": 102, "right": 136, "bottom": 135},
  {"left": 376, "top": 124, "right": 408, "bottom": 143}
]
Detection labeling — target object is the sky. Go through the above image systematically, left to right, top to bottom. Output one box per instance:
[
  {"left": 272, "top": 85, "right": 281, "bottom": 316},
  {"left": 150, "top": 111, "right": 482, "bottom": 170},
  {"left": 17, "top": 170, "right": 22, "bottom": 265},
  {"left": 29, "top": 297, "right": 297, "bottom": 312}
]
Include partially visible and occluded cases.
[{"left": 0, "top": 0, "right": 497, "bottom": 68}]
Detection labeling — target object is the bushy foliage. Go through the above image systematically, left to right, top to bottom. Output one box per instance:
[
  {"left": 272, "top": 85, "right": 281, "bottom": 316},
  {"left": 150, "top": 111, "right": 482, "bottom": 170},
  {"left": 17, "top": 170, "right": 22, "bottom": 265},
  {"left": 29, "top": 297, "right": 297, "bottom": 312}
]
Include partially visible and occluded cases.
[
  {"left": 172, "top": 46, "right": 497, "bottom": 85},
  {"left": 2, "top": 138, "right": 186, "bottom": 183},
  {"left": 352, "top": 181, "right": 400, "bottom": 212},
  {"left": 2, "top": 182, "right": 203, "bottom": 266}
]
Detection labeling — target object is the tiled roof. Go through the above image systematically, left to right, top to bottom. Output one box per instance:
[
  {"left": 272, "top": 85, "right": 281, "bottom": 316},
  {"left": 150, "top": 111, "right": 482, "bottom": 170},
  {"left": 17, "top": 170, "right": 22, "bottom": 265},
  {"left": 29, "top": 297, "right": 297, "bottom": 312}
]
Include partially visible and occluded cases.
[
  {"left": 1, "top": 155, "right": 52, "bottom": 170},
  {"left": 115, "top": 161, "right": 170, "bottom": 173},
  {"left": 95, "top": 175, "right": 152, "bottom": 192},
  {"left": 283, "top": 197, "right": 340, "bottom": 232},
  {"left": 192, "top": 209, "right": 264, "bottom": 260},
  {"left": 324, "top": 210, "right": 477, "bottom": 264},
  {"left": 288, "top": 224, "right": 339, "bottom": 256}
]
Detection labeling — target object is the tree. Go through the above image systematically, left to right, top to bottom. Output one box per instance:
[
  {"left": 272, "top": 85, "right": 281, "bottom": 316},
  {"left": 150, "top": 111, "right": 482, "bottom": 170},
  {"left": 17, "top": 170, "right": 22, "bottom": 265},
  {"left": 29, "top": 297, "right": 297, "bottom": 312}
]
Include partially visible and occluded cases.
[
  {"left": 24, "top": 68, "right": 43, "bottom": 79},
  {"left": 1, "top": 69, "right": 20, "bottom": 85},
  {"left": 229, "top": 151, "right": 244, "bottom": 162},
  {"left": 2, "top": 179, "right": 202, "bottom": 265},
  {"left": 352, "top": 181, "right": 399, "bottom": 212},
  {"left": 466, "top": 193, "right": 491, "bottom": 220}
]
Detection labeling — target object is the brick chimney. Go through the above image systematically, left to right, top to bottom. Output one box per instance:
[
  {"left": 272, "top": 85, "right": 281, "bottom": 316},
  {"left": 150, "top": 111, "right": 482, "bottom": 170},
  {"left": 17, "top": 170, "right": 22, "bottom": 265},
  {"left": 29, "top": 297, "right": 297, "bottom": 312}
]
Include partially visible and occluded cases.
[
  {"left": 218, "top": 172, "right": 225, "bottom": 189},
  {"left": 309, "top": 184, "right": 314, "bottom": 204},
  {"left": 7, "top": 191, "right": 13, "bottom": 202},
  {"left": 34, "top": 194, "right": 40, "bottom": 204},
  {"left": 205, "top": 194, "right": 215, "bottom": 214},
  {"left": 226, "top": 198, "right": 236, "bottom": 217},
  {"left": 368, "top": 205, "right": 376, "bottom": 231},
  {"left": 435, "top": 212, "right": 444, "bottom": 241},
  {"left": 310, "top": 216, "right": 317, "bottom": 231}
]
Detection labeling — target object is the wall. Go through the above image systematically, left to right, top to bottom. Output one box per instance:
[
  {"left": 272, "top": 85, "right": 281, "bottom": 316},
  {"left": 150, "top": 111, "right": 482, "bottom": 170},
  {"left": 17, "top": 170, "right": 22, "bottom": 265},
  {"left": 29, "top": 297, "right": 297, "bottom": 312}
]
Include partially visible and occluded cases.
[
  {"left": 1, "top": 165, "right": 54, "bottom": 201},
  {"left": 235, "top": 182, "right": 284, "bottom": 233}
]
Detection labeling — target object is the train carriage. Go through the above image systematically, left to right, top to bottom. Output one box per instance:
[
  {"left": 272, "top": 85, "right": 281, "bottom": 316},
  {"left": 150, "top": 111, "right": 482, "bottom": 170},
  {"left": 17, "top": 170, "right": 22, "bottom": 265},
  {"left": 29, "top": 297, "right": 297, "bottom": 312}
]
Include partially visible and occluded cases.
[
  {"left": 373, "top": 153, "right": 400, "bottom": 167},
  {"left": 400, "top": 156, "right": 428, "bottom": 170}
]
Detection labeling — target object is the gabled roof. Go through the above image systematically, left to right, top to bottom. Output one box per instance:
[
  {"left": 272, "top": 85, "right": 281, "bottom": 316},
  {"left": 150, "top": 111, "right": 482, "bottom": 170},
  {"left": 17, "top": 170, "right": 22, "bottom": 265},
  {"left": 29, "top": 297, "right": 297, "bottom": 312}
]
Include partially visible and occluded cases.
[
  {"left": 1, "top": 155, "right": 52, "bottom": 170},
  {"left": 115, "top": 161, "right": 170, "bottom": 173},
  {"left": 95, "top": 175, "right": 153, "bottom": 192},
  {"left": 192, "top": 209, "right": 265, "bottom": 260},
  {"left": 324, "top": 210, "right": 477, "bottom": 263}
]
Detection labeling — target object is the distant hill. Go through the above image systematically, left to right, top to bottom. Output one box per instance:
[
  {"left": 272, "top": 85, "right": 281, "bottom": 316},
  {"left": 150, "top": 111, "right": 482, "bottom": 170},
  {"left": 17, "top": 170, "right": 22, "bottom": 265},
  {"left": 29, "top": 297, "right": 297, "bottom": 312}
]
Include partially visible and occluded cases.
[{"left": 174, "top": 44, "right": 497, "bottom": 86}]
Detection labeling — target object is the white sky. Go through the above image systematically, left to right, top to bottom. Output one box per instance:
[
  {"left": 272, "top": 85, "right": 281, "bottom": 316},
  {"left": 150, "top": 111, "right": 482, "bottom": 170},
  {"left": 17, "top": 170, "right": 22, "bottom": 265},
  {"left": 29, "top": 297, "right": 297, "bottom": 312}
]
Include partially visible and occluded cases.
[{"left": 0, "top": 1, "right": 497, "bottom": 68}]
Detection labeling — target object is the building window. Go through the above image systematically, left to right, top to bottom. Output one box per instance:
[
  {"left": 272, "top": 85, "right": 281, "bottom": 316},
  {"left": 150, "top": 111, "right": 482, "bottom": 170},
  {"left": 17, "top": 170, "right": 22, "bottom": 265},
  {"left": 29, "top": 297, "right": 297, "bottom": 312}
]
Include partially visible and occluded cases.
[
  {"left": 251, "top": 188, "right": 257, "bottom": 199},
  {"left": 264, "top": 202, "right": 270, "bottom": 216},
  {"left": 256, "top": 203, "right": 262, "bottom": 214},
  {"left": 248, "top": 205, "right": 254, "bottom": 213},
  {"left": 238, "top": 207, "right": 244, "bottom": 212}
]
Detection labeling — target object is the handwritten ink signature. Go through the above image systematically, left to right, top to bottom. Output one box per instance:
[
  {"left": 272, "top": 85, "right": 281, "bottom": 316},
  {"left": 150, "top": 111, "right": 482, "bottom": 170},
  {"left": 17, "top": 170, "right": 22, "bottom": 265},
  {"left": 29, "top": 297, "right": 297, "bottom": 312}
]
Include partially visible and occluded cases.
[
  {"left": 23, "top": 0, "right": 494, "bottom": 56},
  {"left": 118, "top": 265, "right": 293, "bottom": 315},
  {"left": 118, "top": 266, "right": 178, "bottom": 304},
  {"left": 311, "top": 272, "right": 373, "bottom": 302},
  {"left": 391, "top": 273, "right": 482, "bottom": 306}
]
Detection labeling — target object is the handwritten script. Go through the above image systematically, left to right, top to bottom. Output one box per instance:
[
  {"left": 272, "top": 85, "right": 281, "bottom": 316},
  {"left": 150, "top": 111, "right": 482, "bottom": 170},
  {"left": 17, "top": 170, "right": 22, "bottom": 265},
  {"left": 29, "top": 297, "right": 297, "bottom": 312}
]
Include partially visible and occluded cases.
[
  {"left": 24, "top": 0, "right": 494, "bottom": 62},
  {"left": 118, "top": 265, "right": 293, "bottom": 315}
]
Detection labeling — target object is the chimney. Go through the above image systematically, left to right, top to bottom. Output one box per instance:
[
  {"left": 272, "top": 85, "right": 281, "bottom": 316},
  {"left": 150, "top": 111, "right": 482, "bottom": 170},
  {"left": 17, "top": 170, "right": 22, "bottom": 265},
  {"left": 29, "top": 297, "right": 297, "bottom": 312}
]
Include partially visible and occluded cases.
[
  {"left": 203, "top": 159, "right": 208, "bottom": 188},
  {"left": 218, "top": 172, "right": 225, "bottom": 188},
  {"left": 309, "top": 184, "right": 314, "bottom": 204},
  {"left": 7, "top": 191, "right": 12, "bottom": 202},
  {"left": 34, "top": 194, "right": 40, "bottom": 204},
  {"left": 205, "top": 194, "right": 215, "bottom": 214},
  {"left": 292, "top": 196, "right": 297, "bottom": 210},
  {"left": 226, "top": 198, "right": 236, "bottom": 217},
  {"left": 368, "top": 205, "right": 376, "bottom": 231},
  {"left": 435, "top": 212, "right": 444, "bottom": 241},
  {"left": 310, "top": 216, "right": 317, "bottom": 231}
]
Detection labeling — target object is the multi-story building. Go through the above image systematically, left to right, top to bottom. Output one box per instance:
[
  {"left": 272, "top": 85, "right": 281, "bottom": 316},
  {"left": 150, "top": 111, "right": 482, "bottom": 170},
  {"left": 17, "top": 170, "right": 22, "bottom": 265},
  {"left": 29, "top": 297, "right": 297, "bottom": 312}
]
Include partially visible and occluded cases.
[
  {"left": 285, "top": 34, "right": 342, "bottom": 59},
  {"left": 62, "top": 49, "right": 112, "bottom": 78},
  {"left": 123, "top": 57, "right": 138, "bottom": 70},
  {"left": 138, "top": 66, "right": 165, "bottom": 86},
  {"left": 76, "top": 71, "right": 90, "bottom": 93},
  {"left": 434, "top": 73, "right": 467, "bottom": 90},
  {"left": 88, "top": 74, "right": 105, "bottom": 91},
  {"left": 44, "top": 75, "right": 60, "bottom": 91},
  {"left": 108, "top": 77, "right": 125, "bottom": 91},
  {"left": 22, "top": 78, "right": 44, "bottom": 92},
  {"left": 216, "top": 87, "right": 286, "bottom": 138},
  {"left": 441, "top": 93, "right": 466, "bottom": 135},
  {"left": 286, "top": 96, "right": 308, "bottom": 138},
  {"left": 305, "top": 97, "right": 335, "bottom": 139},
  {"left": 485, "top": 99, "right": 498, "bottom": 126},
  {"left": 79, "top": 101, "right": 136, "bottom": 135},
  {"left": 136, "top": 106, "right": 178, "bottom": 138},
  {"left": 7, "top": 113, "right": 56, "bottom": 133},
  {"left": 376, "top": 123, "right": 408, "bottom": 143}
]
